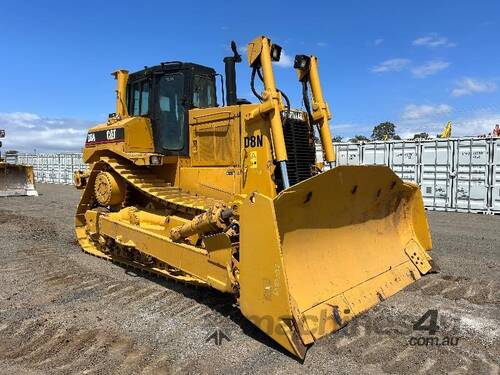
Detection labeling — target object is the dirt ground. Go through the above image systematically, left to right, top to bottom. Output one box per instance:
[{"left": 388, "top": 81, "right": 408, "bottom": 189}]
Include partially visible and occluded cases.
[{"left": 0, "top": 183, "right": 498, "bottom": 374}]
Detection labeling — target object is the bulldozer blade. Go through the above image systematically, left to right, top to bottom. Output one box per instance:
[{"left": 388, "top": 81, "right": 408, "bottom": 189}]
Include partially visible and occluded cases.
[
  {"left": 0, "top": 163, "right": 38, "bottom": 197},
  {"left": 239, "top": 165, "right": 432, "bottom": 359}
]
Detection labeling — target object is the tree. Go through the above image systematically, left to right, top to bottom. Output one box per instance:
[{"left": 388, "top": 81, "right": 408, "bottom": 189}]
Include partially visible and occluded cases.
[
  {"left": 372, "top": 122, "right": 398, "bottom": 140},
  {"left": 412, "top": 132, "right": 429, "bottom": 140},
  {"left": 332, "top": 135, "right": 343, "bottom": 143},
  {"left": 349, "top": 135, "right": 370, "bottom": 143}
]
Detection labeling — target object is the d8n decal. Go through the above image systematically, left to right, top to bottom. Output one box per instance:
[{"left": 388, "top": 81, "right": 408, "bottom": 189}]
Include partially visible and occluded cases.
[{"left": 244, "top": 135, "right": 263, "bottom": 148}]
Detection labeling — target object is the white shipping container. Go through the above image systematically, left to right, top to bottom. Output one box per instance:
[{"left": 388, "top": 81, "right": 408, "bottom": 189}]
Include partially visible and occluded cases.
[
  {"left": 328, "top": 138, "right": 498, "bottom": 214},
  {"left": 454, "top": 139, "right": 490, "bottom": 213},
  {"left": 491, "top": 139, "right": 500, "bottom": 213},
  {"left": 419, "top": 140, "right": 454, "bottom": 211},
  {"left": 389, "top": 141, "right": 419, "bottom": 183},
  {"left": 363, "top": 142, "right": 389, "bottom": 166},
  {"left": 333, "top": 143, "right": 362, "bottom": 166},
  {"left": 16, "top": 153, "right": 87, "bottom": 185}
]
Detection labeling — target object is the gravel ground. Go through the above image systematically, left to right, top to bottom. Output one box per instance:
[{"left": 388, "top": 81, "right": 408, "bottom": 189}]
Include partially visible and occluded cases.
[{"left": 0, "top": 183, "right": 498, "bottom": 374}]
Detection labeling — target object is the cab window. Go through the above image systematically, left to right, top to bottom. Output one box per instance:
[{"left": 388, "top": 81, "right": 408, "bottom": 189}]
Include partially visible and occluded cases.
[
  {"left": 157, "top": 73, "right": 185, "bottom": 151},
  {"left": 192, "top": 75, "right": 216, "bottom": 108},
  {"left": 130, "top": 80, "right": 149, "bottom": 116}
]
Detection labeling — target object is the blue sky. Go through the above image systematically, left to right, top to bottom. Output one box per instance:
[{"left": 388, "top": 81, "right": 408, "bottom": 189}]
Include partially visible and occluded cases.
[{"left": 0, "top": 0, "right": 499, "bottom": 151}]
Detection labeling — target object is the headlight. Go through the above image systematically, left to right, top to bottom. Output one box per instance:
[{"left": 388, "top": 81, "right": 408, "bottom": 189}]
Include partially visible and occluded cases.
[
  {"left": 270, "top": 43, "right": 282, "bottom": 62},
  {"left": 294, "top": 55, "right": 311, "bottom": 70},
  {"left": 150, "top": 155, "right": 161, "bottom": 165}
]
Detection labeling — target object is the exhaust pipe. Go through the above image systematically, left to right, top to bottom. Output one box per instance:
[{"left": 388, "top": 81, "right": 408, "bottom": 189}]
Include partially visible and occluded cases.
[
  {"left": 223, "top": 41, "right": 242, "bottom": 106},
  {"left": 112, "top": 69, "right": 129, "bottom": 118}
]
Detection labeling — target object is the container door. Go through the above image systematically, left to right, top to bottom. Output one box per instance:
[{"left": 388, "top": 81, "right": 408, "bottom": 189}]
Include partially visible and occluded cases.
[
  {"left": 454, "top": 138, "right": 490, "bottom": 213},
  {"left": 491, "top": 138, "right": 500, "bottom": 212},
  {"left": 420, "top": 140, "right": 454, "bottom": 210},
  {"left": 363, "top": 141, "right": 390, "bottom": 166},
  {"left": 390, "top": 141, "right": 419, "bottom": 183},
  {"left": 333, "top": 143, "right": 361, "bottom": 166}
]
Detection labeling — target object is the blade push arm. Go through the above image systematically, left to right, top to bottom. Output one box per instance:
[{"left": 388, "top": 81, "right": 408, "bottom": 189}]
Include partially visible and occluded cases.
[
  {"left": 246, "top": 36, "right": 290, "bottom": 188},
  {"left": 294, "top": 55, "right": 335, "bottom": 163}
]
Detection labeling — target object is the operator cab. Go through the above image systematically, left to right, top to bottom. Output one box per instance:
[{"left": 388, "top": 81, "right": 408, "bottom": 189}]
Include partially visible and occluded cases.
[{"left": 126, "top": 62, "right": 217, "bottom": 156}]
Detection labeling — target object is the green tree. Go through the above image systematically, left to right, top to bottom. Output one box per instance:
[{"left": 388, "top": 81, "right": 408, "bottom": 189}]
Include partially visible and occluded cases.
[
  {"left": 372, "top": 122, "right": 398, "bottom": 140},
  {"left": 412, "top": 132, "right": 429, "bottom": 140},
  {"left": 332, "top": 135, "right": 343, "bottom": 143},
  {"left": 349, "top": 135, "right": 370, "bottom": 143}
]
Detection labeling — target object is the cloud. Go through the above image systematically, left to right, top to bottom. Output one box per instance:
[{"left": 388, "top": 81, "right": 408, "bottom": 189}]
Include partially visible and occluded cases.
[
  {"left": 412, "top": 33, "right": 456, "bottom": 48},
  {"left": 374, "top": 38, "right": 384, "bottom": 46},
  {"left": 316, "top": 42, "right": 328, "bottom": 47},
  {"left": 273, "top": 50, "right": 293, "bottom": 68},
  {"left": 371, "top": 58, "right": 411, "bottom": 73},
  {"left": 411, "top": 60, "right": 450, "bottom": 78},
  {"left": 451, "top": 77, "right": 497, "bottom": 97},
  {"left": 401, "top": 104, "right": 453, "bottom": 120},
  {"left": 398, "top": 109, "right": 500, "bottom": 138},
  {"left": 0, "top": 112, "right": 94, "bottom": 152},
  {"left": 453, "top": 112, "right": 500, "bottom": 136},
  {"left": 330, "top": 123, "right": 374, "bottom": 139},
  {"left": 332, "top": 123, "right": 359, "bottom": 130}
]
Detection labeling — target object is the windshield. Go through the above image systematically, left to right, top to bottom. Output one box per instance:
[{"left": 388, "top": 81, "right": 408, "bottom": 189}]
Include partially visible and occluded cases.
[{"left": 157, "top": 73, "right": 185, "bottom": 151}]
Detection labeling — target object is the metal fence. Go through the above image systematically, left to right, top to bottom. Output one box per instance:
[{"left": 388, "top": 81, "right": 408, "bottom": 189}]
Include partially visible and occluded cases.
[
  {"left": 318, "top": 137, "right": 500, "bottom": 214},
  {"left": 15, "top": 153, "right": 87, "bottom": 185}
]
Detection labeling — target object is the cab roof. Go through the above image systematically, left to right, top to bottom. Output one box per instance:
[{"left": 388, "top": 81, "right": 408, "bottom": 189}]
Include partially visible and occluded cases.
[{"left": 128, "top": 61, "right": 216, "bottom": 81}]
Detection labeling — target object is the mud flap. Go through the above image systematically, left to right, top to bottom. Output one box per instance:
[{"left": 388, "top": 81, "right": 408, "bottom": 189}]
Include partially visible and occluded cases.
[
  {"left": 0, "top": 163, "right": 38, "bottom": 197},
  {"left": 239, "top": 166, "right": 432, "bottom": 359}
]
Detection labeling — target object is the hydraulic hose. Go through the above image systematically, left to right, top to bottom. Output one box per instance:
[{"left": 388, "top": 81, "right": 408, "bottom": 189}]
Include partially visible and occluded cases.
[
  {"left": 250, "top": 66, "right": 263, "bottom": 102},
  {"left": 302, "top": 80, "right": 320, "bottom": 139}
]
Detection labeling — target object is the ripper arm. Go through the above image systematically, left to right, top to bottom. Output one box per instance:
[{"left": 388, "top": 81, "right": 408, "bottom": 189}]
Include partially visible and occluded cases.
[{"left": 294, "top": 55, "right": 335, "bottom": 163}]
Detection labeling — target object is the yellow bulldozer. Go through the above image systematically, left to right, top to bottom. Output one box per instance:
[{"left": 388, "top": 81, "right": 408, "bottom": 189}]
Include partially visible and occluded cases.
[
  {"left": 74, "top": 35, "right": 434, "bottom": 358},
  {"left": 0, "top": 130, "right": 38, "bottom": 197}
]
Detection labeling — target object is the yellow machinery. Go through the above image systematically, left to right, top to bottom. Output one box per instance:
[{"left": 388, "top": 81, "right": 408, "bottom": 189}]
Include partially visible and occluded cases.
[
  {"left": 75, "top": 35, "right": 434, "bottom": 359},
  {"left": 440, "top": 121, "right": 452, "bottom": 138},
  {"left": 0, "top": 131, "right": 38, "bottom": 197},
  {"left": 0, "top": 163, "right": 37, "bottom": 197}
]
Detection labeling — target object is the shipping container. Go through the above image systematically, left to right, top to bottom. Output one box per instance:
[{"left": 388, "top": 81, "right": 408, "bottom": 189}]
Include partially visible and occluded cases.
[
  {"left": 330, "top": 138, "right": 494, "bottom": 213},
  {"left": 454, "top": 138, "right": 490, "bottom": 213},
  {"left": 491, "top": 138, "right": 500, "bottom": 213},
  {"left": 419, "top": 139, "right": 454, "bottom": 211},
  {"left": 389, "top": 141, "right": 419, "bottom": 183},
  {"left": 363, "top": 142, "right": 389, "bottom": 166},
  {"left": 332, "top": 143, "right": 362, "bottom": 166},
  {"left": 4, "top": 151, "right": 19, "bottom": 164},
  {"left": 17, "top": 153, "right": 87, "bottom": 185}
]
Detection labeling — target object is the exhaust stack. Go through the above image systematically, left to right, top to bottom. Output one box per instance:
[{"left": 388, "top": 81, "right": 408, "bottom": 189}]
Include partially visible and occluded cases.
[
  {"left": 223, "top": 41, "right": 242, "bottom": 106},
  {"left": 112, "top": 69, "right": 129, "bottom": 118}
]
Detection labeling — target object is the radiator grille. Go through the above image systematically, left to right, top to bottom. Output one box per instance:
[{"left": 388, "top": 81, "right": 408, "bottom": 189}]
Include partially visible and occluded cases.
[{"left": 282, "top": 116, "right": 316, "bottom": 186}]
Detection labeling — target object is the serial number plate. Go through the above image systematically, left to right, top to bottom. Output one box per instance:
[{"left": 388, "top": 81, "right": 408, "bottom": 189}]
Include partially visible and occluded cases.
[{"left": 86, "top": 128, "right": 124, "bottom": 145}]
